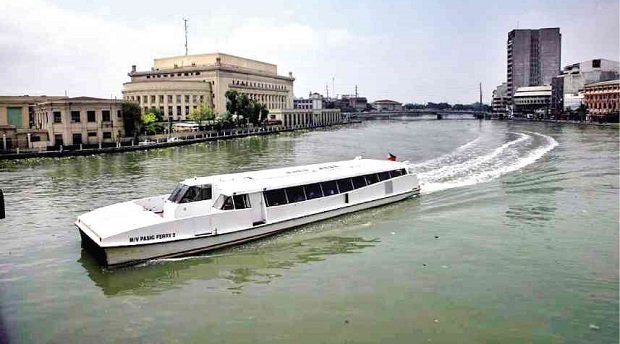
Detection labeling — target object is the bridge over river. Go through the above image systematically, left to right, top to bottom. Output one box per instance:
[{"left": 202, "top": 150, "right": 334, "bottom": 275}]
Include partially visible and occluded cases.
[{"left": 348, "top": 110, "right": 491, "bottom": 120}]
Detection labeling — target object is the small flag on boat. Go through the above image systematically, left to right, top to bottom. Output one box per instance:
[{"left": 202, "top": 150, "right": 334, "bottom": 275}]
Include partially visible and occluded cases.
[{"left": 387, "top": 153, "right": 397, "bottom": 161}]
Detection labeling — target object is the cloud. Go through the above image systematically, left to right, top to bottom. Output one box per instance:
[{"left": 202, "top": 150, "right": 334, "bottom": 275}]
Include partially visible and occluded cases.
[{"left": 0, "top": 0, "right": 355, "bottom": 99}]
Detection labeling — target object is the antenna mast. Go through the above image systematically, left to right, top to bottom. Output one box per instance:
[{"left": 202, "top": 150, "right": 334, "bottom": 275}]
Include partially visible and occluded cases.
[
  {"left": 183, "top": 18, "right": 189, "bottom": 56},
  {"left": 479, "top": 82, "right": 483, "bottom": 110},
  {"left": 326, "top": 83, "right": 329, "bottom": 99}
]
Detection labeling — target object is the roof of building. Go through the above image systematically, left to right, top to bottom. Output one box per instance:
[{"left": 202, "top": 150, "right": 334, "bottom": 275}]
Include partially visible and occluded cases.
[
  {"left": 584, "top": 79, "right": 620, "bottom": 88},
  {"left": 373, "top": 99, "right": 402, "bottom": 105},
  {"left": 182, "top": 158, "right": 408, "bottom": 194}
]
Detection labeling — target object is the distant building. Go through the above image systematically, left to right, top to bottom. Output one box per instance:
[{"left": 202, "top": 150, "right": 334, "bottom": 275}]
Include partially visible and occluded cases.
[
  {"left": 507, "top": 28, "right": 561, "bottom": 103},
  {"left": 123, "top": 52, "right": 295, "bottom": 118},
  {"left": 551, "top": 59, "right": 620, "bottom": 114},
  {"left": 561, "top": 59, "right": 619, "bottom": 94},
  {"left": 583, "top": 79, "right": 619, "bottom": 122},
  {"left": 492, "top": 82, "right": 509, "bottom": 113},
  {"left": 513, "top": 86, "right": 552, "bottom": 115},
  {"left": 294, "top": 92, "right": 324, "bottom": 110},
  {"left": 341, "top": 95, "right": 368, "bottom": 112},
  {"left": 33, "top": 97, "right": 125, "bottom": 147},
  {"left": 372, "top": 99, "right": 402, "bottom": 112},
  {"left": 270, "top": 108, "right": 341, "bottom": 127}
]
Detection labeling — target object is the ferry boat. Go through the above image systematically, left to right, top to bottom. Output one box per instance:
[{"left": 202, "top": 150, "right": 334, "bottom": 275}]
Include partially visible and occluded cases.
[{"left": 76, "top": 157, "right": 420, "bottom": 267}]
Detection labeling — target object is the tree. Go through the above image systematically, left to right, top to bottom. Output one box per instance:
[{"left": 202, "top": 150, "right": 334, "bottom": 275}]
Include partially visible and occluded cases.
[
  {"left": 225, "top": 90, "right": 239, "bottom": 114},
  {"left": 121, "top": 101, "right": 142, "bottom": 140},
  {"left": 189, "top": 103, "right": 215, "bottom": 128},
  {"left": 147, "top": 107, "right": 165, "bottom": 122},
  {"left": 142, "top": 112, "right": 157, "bottom": 135}
]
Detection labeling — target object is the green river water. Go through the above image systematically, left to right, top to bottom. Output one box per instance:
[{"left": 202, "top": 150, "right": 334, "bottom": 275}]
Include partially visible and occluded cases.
[{"left": 0, "top": 120, "right": 618, "bottom": 343}]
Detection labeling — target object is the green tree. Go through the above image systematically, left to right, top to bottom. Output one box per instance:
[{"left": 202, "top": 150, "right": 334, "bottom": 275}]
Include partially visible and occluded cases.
[
  {"left": 225, "top": 90, "right": 239, "bottom": 114},
  {"left": 121, "top": 101, "right": 142, "bottom": 140},
  {"left": 189, "top": 103, "right": 215, "bottom": 128},
  {"left": 147, "top": 107, "right": 165, "bottom": 122},
  {"left": 142, "top": 112, "right": 157, "bottom": 135}
]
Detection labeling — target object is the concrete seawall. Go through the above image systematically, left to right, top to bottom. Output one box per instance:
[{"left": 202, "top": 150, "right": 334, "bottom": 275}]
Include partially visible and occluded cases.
[{"left": 0, "top": 123, "right": 358, "bottom": 161}]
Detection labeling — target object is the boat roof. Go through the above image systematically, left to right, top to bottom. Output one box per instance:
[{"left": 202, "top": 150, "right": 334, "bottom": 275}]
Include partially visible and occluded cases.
[{"left": 181, "top": 158, "right": 408, "bottom": 195}]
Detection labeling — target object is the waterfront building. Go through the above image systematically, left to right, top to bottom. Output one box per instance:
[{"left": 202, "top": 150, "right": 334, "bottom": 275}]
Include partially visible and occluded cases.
[
  {"left": 507, "top": 28, "right": 561, "bottom": 103},
  {"left": 123, "top": 53, "right": 295, "bottom": 118},
  {"left": 551, "top": 59, "right": 619, "bottom": 114},
  {"left": 123, "top": 78, "right": 214, "bottom": 121},
  {"left": 583, "top": 79, "right": 619, "bottom": 122},
  {"left": 492, "top": 82, "right": 509, "bottom": 114},
  {"left": 513, "top": 86, "right": 552, "bottom": 115},
  {"left": 294, "top": 92, "right": 324, "bottom": 110},
  {"left": 0, "top": 95, "right": 65, "bottom": 150},
  {"left": 341, "top": 95, "right": 368, "bottom": 112},
  {"left": 33, "top": 97, "right": 125, "bottom": 147},
  {"left": 372, "top": 99, "right": 402, "bottom": 112},
  {"left": 270, "top": 108, "right": 342, "bottom": 127}
]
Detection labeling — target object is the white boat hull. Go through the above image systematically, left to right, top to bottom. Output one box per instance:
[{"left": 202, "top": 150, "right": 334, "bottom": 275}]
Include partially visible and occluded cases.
[{"left": 80, "top": 188, "right": 419, "bottom": 267}]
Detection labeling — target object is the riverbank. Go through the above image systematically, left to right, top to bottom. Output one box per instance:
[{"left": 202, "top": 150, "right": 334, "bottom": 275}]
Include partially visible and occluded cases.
[
  {"left": 499, "top": 117, "right": 618, "bottom": 128},
  {"left": 0, "top": 121, "right": 359, "bottom": 160}
]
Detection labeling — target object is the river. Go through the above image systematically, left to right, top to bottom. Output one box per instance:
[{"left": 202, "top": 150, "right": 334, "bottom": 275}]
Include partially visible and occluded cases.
[{"left": 0, "top": 120, "right": 618, "bottom": 343}]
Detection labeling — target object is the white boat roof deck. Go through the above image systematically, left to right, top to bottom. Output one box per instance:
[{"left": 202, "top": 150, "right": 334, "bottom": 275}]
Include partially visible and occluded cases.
[{"left": 182, "top": 158, "right": 408, "bottom": 195}]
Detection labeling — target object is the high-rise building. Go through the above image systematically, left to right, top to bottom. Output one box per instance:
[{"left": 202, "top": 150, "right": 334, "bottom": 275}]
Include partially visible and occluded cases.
[{"left": 507, "top": 28, "right": 561, "bottom": 104}]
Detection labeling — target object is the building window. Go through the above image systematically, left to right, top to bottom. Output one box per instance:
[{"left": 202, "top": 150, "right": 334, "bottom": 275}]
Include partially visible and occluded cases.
[
  {"left": 151, "top": 95, "right": 156, "bottom": 103},
  {"left": 159, "top": 95, "right": 164, "bottom": 103},
  {"left": 168, "top": 95, "right": 173, "bottom": 103},
  {"left": 176, "top": 95, "right": 182, "bottom": 103},
  {"left": 185, "top": 95, "right": 190, "bottom": 103},
  {"left": 193, "top": 95, "right": 198, "bottom": 103},
  {"left": 168, "top": 106, "right": 173, "bottom": 116},
  {"left": 177, "top": 106, "right": 182, "bottom": 116},
  {"left": 87, "top": 110, "right": 96, "bottom": 122},
  {"left": 102, "top": 110, "right": 110, "bottom": 122},
  {"left": 117, "top": 110, "right": 122, "bottom": 118},
  {"left": 53, "top": 111, "right": 62, "bottom": 123},
  {"left": 71, "top": 111, "right": 81, "bottom": 123},
  {"left": 87, "top": 131, "right": 97, "bottom": 137},
  {"left": 103, "top": 132, "right": 112, "bottom": 139},
  {"left": 72, "top": 133, "right": 82, "bottom": 145},
  {"left": 54, "top": 134, "right": 63, "bottom": 146}
]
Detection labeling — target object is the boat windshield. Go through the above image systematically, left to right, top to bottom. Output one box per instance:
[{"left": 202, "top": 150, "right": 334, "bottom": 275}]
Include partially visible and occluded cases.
[{"left": 168, "top": 183, "right": 212, "bottom": 203}]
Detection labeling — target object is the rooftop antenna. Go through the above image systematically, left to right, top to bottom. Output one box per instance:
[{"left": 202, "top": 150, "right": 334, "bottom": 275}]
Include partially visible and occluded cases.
[
  {"left": 183, "top": 18, "right": 189, "bottom": 56},
  {"left": 332, "top": 77, "right": 335, "bottom": 99},
  {"left": 479, "top": 82, "right": 483, "bottom": 110},
  {"left": 326, "top": 83, "right": 329, "bottom": 99},
  {"left": 355, "top": 85, "right": 358, "bottom": 98}
]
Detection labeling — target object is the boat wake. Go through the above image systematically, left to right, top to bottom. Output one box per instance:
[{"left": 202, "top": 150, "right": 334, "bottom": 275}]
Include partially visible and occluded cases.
[{"left": 409, "top": 131, "right": 558, "bottom": 194}]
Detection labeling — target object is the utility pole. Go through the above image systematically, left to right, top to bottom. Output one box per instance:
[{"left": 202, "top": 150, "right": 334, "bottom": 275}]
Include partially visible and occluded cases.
[
  {"left": 183, "top": 18, "right": 189, "bottom": 56},
  {"left": 332, "top": 77, "right": 335, "bottom": 99},
  {"left": 479, "top": 82, "right": 483, "bottom": 111},
  {"left": 326, "top": 83, "right": 329, "bottom": 99},
  {"left": 355, "top": 85, "right": 358, "bottom": 98}
]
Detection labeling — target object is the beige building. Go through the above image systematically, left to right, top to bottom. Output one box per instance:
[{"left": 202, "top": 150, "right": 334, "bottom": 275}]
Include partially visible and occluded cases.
[
  {"left": 123, "top": 52, "right": 295, "bottom": 118},
  {"left": 0, "top": 95, "right": 65, "bottom": 149},
  {"left": 33, "top": 97, "right": 125, "bottom": 147},
  {"left": 270, "top": 108, "right": 342, "bottom": 127}
]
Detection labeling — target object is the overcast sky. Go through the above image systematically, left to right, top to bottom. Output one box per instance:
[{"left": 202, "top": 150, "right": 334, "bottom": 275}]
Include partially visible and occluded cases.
[{"left": 0, "top": 0, "right": 618, "bottom": 104}]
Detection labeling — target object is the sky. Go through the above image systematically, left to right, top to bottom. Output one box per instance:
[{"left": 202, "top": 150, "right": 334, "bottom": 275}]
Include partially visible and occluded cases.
[{"left": 0, "top": 0, "right": 618, "bottom": 104}]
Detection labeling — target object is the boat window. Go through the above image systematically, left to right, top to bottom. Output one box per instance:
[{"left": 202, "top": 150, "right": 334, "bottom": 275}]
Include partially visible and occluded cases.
[
  {"left": 400, "top": 168, "right": 407, "bottom": 175},
  {"left": 389, "top": 169, "right": 402, "bottom": 178},
  {"left": 377, "top": 171, "right": 390, "bottom": 181},
  {"left": 365, "top": 174, "right": 380, "bottom": 185},
  {"left": 351, "top": 176, "right": 367, "bottom": 189},
  {"left": 337, "top": 178, "right": 353, "bottom": 193},
  {"left": 321, "top": 180, "right": 339, "bottom": 196},
  {"left": 168, "top": 183, "right": 186, "bottom": 202},
  {"left": 304, "top": 183, "right": 323, "bottom": 200},
  {"left": 199, "top": 185, "right": 212, "bottom": 200},
  {"left": 179, "top": 186, "right": 200, "bottom": 203},
  {"left": 285, "top": 186, "right": 306, "bottom": 203},
  {"left": 265, "top": 189, "right": 288, "bottom": 207},
  {"left": 233, "top": 194, "right": 251, "bottom": 209},
  {"left": 221, "top": 196, "right": 234, "bottom": 210}
]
